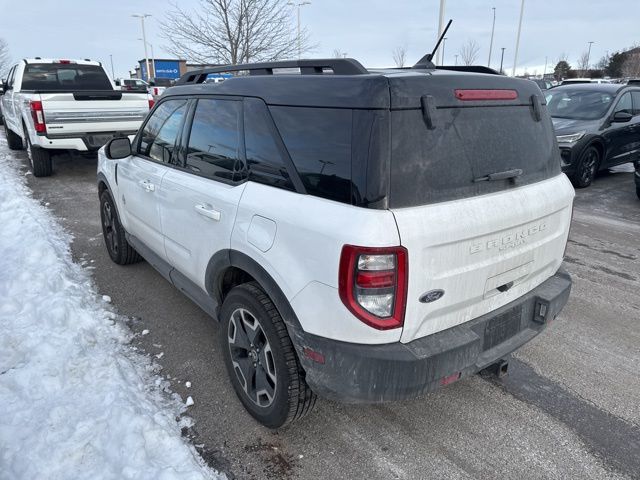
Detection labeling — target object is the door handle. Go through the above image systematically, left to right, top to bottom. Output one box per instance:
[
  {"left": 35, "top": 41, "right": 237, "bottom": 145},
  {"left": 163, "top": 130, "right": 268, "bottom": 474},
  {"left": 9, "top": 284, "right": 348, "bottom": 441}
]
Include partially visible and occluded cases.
[
  {"left": 138, "top": 180, "right": 155, "bottom": 192},
  {"left": 194, "top": 203, "right": 221, "bottom": 221}
]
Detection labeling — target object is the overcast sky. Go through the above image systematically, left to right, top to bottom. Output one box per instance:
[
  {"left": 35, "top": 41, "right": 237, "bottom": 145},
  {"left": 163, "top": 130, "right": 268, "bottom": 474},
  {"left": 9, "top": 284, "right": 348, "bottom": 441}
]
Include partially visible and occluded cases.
[{"left": 1, "top": 0, "right": 638, "bottom": 78}]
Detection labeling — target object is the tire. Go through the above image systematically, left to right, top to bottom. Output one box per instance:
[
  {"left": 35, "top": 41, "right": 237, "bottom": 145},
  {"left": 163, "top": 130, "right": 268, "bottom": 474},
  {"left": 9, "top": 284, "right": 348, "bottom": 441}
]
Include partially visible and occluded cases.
[
  {"left": 4, "top": 122, "right": 23, "bottom": 150},
  {"left": 25, "top": 133, "right": 53, "bottom": 177},
  {"left": 571, "top": 145, "right": 600, "bottom": 188},
  {"left": 99, "top": 190, "right": 142, "bottom": 265},
  {"left": 220, "top": 282, "right": 316, "bottom": 428}
]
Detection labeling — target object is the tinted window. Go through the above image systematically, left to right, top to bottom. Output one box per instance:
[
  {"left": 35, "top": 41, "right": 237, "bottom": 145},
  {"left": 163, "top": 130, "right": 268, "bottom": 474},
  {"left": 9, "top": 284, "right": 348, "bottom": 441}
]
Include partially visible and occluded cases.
[
  {"left": 21, "top": 64, "right": 113, "bottom": 91},
  {"left": 546, "top": 89, "right": 614, "bottom": 120},
  {"left": 614, "top": 92, "right": 633, "bottom": 115},
  {"left": 632, "top": 92, "right": 640, "bottom": 116},
  {"left": 244, "top": 98, "right": 294, "bottom": 191},
  {"left": 138, "top": 99, "right": 187, "bottom": 163},
  {"left": 186, "top": 99, "right": 242, "bottom": 182},
  {"left": 390, "top": 105, "right": 560, "bottom": 208},
  {"left": 270, "top": 106, "right": 352, "bottom": 203}
]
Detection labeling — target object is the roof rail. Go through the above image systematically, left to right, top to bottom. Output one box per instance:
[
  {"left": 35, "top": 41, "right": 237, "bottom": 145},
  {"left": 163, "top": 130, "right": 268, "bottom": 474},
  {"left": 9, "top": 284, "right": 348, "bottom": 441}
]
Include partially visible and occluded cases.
[
  {"left": 176, "top": 58, "right": 369, "bottom": 85},
  {"left": 436, "top": 65, "right": 501, "bottom": 75}
]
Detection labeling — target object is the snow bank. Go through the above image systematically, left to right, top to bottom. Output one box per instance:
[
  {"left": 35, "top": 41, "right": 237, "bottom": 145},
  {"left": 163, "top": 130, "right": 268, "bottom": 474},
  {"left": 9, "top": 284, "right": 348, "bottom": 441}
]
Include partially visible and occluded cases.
[{"left": 0, "top": 145, "right": 220, "bottom": 479}]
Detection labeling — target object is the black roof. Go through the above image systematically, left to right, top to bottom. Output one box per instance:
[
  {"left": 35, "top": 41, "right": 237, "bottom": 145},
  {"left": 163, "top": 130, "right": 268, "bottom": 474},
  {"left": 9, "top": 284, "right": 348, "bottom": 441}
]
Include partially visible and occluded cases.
[{"left": 165, "top": 57, "right": 541, "bottom": 109}]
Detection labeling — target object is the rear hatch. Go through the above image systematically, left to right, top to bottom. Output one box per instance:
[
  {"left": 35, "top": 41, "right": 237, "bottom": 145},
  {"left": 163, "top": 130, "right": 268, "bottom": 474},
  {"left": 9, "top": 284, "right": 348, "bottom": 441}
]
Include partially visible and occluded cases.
[
  {"left": 21, "top": 62, "right": 149, "bottom": 135},
  {"left": 387, "top": 71, "right": 574, "bottom": 343}
]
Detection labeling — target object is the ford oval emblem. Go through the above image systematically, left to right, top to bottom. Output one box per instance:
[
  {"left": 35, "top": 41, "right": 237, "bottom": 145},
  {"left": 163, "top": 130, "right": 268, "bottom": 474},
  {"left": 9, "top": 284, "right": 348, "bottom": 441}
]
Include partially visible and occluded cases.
[{"left": 419, "top": 289, "right": 445, "bottom": 303}]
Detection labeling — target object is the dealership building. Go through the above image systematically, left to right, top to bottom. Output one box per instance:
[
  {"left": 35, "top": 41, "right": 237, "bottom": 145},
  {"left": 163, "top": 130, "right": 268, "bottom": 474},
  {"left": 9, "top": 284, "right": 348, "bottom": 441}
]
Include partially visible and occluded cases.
[{"left": 134, "top": 58, "right": 223, "bottom": 82}]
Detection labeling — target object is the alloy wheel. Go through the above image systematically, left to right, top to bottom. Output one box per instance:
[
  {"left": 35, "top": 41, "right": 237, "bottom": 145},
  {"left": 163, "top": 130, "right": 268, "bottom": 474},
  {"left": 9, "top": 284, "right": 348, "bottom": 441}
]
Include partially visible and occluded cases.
[
  {"left": 580, "top": 149, "right": 598, "bottom": 185},
  {"left": 101, "top": 201, "right": 118, "bottom": 255},
  {"left": 227, "top": 307, "right": 277, "bottom": 408}
]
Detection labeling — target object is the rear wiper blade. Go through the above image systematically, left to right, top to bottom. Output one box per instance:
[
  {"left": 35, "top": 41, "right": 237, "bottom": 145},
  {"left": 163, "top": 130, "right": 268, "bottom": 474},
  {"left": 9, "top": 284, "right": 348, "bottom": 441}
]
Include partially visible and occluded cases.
[{"left": 473, "top": 168, "right": 523, "bottom": 182}]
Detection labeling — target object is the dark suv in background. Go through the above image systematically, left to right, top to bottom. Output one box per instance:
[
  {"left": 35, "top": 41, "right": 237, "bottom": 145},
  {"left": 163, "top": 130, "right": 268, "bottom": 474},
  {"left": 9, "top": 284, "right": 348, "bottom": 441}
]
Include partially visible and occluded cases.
[{"left": 546, "top": 84, "right": 640, "bottom": 187}]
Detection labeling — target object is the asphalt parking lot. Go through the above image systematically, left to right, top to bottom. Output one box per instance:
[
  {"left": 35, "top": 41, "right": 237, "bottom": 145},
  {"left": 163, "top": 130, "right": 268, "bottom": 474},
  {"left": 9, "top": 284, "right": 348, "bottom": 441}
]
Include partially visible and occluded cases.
[{"left": 12, "top": 145, "right": 640, "bottom": 480}]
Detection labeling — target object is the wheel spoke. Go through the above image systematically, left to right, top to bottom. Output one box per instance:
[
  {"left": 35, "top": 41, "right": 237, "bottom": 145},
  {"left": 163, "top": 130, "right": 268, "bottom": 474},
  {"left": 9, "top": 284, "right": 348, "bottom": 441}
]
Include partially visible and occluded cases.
[
  {"left": 240, "top": 309, "right": 261, "bottom": 346},
  {"left": 229, "top": 311, "right": 251, "bottom": 351},
  {"left": 260, "top": 344, "right": 277, "bottom": 386},
  {"left": 232, "top": 356, "right": 256, "bottom": 394},
  {"left": 255, "top": 365, "right": 275, "bottom": 405}
]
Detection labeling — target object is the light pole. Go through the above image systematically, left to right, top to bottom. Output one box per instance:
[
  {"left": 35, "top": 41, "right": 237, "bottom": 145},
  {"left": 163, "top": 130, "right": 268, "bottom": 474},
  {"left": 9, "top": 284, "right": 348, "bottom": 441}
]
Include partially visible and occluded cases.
[
  {"left": 436, "top": 0, "right": 447, "bottom": 65},
  {"left": 512, "top": 0, "right": 525, "bottom": 77},
  {"left": 288, "top": 2, "right": 311, "bottom": 59},
  {"left": 488, "top": 7, "right": 496, "bottom": 67},
  {"left": 132, "top": 14, "right": 152, "bottom": 81},
  {"left": 441, "top": 37, "right": 447, "bottom": 65},
  {"left": 138, "top": 38, "right": 156, "bottom": 81},
  {"left": 586, "top": 41, "right": 595, "bottom": 73},
  {"left": 500, "top": 47, "right": 506, "bottom": 74},
  {"left": 109, "top": 54, "right": 115, "bottom": 80},
  {"left": 454, "top": 54, "right": 459, "bottom": 66},
  {"left": 543, "top": 56, "right": 548, "bottom": 77}
]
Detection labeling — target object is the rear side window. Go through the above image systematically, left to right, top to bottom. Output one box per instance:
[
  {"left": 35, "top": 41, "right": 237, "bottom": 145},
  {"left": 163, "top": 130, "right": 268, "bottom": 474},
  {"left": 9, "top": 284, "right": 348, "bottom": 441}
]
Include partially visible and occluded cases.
[
  {"left": 20, "top": 63, "right": 112, "bottom": 91},
  {"left": 615, "top": 92, "right": 633, "bottom": 115},
  {"left": 632, "top": 92, "right": 640, "bottom": 116},
  {"left": 244, "top": 98, "right": 294, "bottom": 191},
  {"left": 138, "top": 99, "right": 187, "bottom": 163},
  {"left": 185, "top": 99, "right": 242, "bottom": 182},
  {"left": 390, "top": 105, "right": 560, "bottom": 208},
  {"left": 270, "top": 106, "right": 352, "bottom": 203}
]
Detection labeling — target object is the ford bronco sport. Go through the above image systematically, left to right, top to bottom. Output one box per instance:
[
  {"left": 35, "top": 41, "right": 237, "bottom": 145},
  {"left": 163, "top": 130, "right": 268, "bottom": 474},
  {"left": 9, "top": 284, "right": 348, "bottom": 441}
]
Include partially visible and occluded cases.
[{"left": 97, "top": 56, "right": 574, "bottom": 428}]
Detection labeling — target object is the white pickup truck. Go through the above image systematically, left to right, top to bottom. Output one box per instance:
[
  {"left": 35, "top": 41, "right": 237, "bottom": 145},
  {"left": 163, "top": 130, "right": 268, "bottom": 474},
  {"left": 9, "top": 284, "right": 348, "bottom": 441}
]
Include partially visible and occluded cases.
[{"left": 1, "top": 58, "right": 152, "bottom": 177}]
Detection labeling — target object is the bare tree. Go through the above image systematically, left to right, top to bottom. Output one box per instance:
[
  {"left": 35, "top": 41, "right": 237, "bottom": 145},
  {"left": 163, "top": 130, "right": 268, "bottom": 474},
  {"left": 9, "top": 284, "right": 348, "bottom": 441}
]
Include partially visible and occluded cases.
[
  {"left": 160, "top": 0, "right": 313, "bottom": 65},
  {"left": 0, "top": 38, "right": 10, "bottom": 77},
  {"left": 459, "top": 40, "right": 480, "bottom": 66},
  {"left": 392, "top": 46, "right": 407, "bottom": 68},
  {"left": 332, "top": 49, "right": 347, "bottom": 59},
  {"left": 576, "top": 51, "right": 590, "bottom": 75},
  {"left": 622, "top": 52, "right": 640, "bottom": 78}
]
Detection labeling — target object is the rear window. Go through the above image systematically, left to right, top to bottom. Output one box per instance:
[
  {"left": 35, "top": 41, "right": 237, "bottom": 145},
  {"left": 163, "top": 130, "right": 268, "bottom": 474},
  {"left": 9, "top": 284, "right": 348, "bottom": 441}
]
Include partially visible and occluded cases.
[
  {"left": 21, "top": 63, "right": 112, "bottom": 91},
  {"left": 390, "top": 105, "right": 560, "bottom": 208},
  {"left": 269, "top": 106, "right": 352, "bottom": 203}
]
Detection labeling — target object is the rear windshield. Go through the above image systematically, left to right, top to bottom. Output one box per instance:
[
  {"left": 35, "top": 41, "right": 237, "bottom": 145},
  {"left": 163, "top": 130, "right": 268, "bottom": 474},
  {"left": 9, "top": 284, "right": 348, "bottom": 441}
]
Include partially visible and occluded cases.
[
  {"left": 21, "top": 64, "right": 112, "bottom": 91},
  {"left": 390, "top": 105, "right": 560, "bottom": 208}
]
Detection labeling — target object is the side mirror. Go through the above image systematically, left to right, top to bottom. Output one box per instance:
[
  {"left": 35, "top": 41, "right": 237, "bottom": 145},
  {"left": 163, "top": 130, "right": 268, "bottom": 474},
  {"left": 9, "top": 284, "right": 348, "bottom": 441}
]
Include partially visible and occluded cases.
[
  {"left": 612, "top": 111, "right": 633, "bottom": 123},
  {"left": 105, "top": 137, "right": 132, "bottom": 159}
]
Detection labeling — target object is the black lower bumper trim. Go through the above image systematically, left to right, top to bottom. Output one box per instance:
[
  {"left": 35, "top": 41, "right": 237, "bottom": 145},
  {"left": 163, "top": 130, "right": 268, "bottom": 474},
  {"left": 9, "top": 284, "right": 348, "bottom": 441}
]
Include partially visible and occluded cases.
[{"left": 295, "top": 268, "right": 571, "bottom": 403}]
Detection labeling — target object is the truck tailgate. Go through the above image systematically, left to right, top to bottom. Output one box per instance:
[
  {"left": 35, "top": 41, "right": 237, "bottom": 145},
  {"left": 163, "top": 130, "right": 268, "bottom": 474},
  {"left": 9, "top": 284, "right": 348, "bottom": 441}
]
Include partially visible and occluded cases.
[{"left": 40, "top": 92, "right": 150, "bottom": 134}]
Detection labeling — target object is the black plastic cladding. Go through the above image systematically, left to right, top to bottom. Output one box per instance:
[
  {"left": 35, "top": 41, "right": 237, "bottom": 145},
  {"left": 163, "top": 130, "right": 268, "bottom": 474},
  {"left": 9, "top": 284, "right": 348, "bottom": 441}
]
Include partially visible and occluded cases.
[{"left": 165, "top": 65, "right": 553, "bottom": 209}]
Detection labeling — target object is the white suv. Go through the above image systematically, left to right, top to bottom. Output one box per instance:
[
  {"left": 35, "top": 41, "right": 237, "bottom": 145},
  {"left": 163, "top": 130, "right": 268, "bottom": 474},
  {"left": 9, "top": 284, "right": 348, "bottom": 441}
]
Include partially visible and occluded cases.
[{"left": 97, "top": 58, "right": 574, "bottom": 428}]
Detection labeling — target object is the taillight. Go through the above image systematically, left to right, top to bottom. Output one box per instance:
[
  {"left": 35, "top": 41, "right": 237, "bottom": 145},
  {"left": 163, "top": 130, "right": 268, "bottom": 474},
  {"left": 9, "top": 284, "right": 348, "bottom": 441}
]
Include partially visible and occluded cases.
[
  {"left": 454, "top": 89, "right": 518, "bottom": 101},
  {"left": 148, "top": 99, "right": 155, "bottom": 109},
  {"left": 29, "top": 100, "right": 46, "bottom": 134},
  {"left": 339, "top": 245, "right": 408, "bottom": 330}
]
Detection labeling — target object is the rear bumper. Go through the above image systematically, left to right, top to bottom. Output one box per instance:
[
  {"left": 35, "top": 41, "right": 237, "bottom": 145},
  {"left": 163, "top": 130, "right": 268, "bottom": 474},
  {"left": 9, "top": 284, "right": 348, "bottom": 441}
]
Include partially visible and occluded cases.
[
  {"left": 34, "top": 130, "right": 138, "bottom": 151},
  {"left": 296, "top": 268, "right": 571, "bottom": 403}
]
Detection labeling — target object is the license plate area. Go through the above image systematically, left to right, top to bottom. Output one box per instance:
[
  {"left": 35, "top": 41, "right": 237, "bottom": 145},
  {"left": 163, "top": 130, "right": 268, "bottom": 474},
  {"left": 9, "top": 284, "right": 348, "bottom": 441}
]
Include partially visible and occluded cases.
[{"left": 483, "top": 306, "right": 523, "bottom": 351}]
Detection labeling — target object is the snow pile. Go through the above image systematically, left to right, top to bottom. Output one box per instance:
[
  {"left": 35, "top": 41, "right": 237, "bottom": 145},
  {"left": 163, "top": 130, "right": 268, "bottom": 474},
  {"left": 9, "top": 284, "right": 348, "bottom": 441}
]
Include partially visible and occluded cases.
[{"left": 0, "top": 150, "right": 220, "bottom": 479}]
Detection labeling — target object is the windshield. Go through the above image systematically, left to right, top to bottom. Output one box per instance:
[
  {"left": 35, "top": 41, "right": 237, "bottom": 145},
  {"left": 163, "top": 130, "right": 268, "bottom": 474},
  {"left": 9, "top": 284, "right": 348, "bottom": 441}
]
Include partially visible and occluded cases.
[
  {"left": 21, "top": 63, "right": 113, "bottom": 91},
  {"left": 545, "top": 89, "right": 614, "bottom": 120}
]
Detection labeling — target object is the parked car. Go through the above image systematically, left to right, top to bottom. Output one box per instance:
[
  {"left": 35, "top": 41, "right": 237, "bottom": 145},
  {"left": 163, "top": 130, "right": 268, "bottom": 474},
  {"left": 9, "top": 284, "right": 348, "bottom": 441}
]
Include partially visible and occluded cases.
[
  {"left": 97, "top": 57, "right": 573, "bottom": 428},
  {"left": 1, "top": 59, "right": 153, "bottom": 176},
  {"left": 116, "top": 78, "right": 150, "bottom": 93},
  {"left": 531, "top": 78, "right": 553, "bottom": 90},
  {"left": 561, "top": 78, "right": 611, "bottom": 85},
  {"left": 546, "top": 83, "right": 640, "bottom": 187},
  {"left": 635, "top": 159, "right": 640, "bottom": 199}
]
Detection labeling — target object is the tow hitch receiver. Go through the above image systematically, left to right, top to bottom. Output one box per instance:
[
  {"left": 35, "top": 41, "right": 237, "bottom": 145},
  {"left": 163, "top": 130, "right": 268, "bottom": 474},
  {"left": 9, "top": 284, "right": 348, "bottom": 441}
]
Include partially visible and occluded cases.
[{"left": 483, "top": 358, "right": 510, "bottom": 378}]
